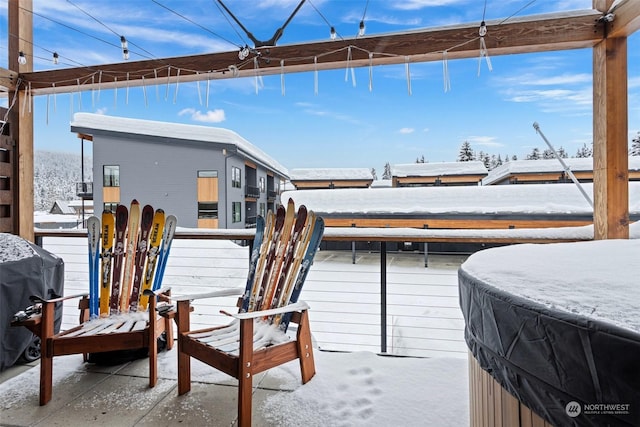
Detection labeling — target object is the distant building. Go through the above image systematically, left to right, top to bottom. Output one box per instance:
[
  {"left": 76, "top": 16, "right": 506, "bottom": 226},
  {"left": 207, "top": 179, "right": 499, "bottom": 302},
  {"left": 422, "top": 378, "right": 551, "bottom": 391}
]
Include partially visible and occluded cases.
[
  {"left": 71, "top": 113, "right": 288, "bottom": 229},
  {"left": 482, "top": 157, "right": 640, "bottom": 185},
  {"left": 391, "top": 161, "right": 488, "bottom": 187},
  {"left": 289, "top": 168, "right": 373, "bottom": 190},
  {"left": 49, "top": 200, "right": 75, "bottom": 215}
]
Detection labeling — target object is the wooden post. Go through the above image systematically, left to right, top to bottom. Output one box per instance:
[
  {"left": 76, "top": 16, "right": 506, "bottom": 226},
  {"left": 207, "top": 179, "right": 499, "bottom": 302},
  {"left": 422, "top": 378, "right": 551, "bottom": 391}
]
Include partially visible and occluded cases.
[
  {"left": 8, "top": 0, "right": 34, "bottom": 241},
  {"left": 592, "top": 0, "right": 630, "bottom": 240}
]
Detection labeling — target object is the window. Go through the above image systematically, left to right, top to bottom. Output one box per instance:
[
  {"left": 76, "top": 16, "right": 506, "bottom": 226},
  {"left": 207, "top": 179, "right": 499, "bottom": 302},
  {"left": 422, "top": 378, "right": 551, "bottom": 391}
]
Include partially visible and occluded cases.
[
  {"left": 103, "top": 165, "right": 120, "bottom": 187},
  {"left": 232, "top": 167, "right": 241, "bottom": 188},
  {"left": 198, "top": 170, "right": 218, "bottom": 178},
  {"left": 259, "top": 177, "right": 265, "bottom": 193},
  {"left": 104, "top": 202, "right": 119, "bottom": 212},
  {"left": 198, "top": 202, "right": 218, "bottom": 219},
  {"left": 232, "top": 202, "right": 241, "bottom": 223},
  {"left": 259, "top": 203, "right": 266, "bottom": 217}
]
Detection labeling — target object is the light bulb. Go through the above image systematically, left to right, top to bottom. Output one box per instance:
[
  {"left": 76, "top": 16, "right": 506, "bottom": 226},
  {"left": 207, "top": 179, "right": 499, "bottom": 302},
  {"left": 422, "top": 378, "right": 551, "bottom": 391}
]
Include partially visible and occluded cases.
[
  {"left": 358, "top": 21, "right": 365, "bottom": 37},
  {"left": 479, "top": 21, "right": 487, "bottom": 37},
  {"left": 330, "top": 27, "right": 336, "bottom": 40},
  {"left": 120, "top": 35, "right": 128, "bottom": 50},
  {"left": 123, "top": 48, "right": 129, "bottom": 60},
  {"left": 18, "top": 51, "right": 27, "bottom": 65},
  {"left": 53, "top": 52, "right": 59, "bottom": 64}
]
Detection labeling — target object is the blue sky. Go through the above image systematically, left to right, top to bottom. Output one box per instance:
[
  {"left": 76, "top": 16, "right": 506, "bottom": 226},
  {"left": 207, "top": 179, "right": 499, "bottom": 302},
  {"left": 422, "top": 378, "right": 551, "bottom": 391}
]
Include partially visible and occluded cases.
[{"left": 1, "top": 0, "right": 639, "bottom": 174}]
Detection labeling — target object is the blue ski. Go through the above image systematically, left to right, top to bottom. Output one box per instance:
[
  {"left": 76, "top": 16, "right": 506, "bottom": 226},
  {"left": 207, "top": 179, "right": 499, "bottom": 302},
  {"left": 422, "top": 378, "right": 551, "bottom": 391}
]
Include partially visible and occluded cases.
[{"left": 87, "top": 216, "right": 101, "bottom": 318}]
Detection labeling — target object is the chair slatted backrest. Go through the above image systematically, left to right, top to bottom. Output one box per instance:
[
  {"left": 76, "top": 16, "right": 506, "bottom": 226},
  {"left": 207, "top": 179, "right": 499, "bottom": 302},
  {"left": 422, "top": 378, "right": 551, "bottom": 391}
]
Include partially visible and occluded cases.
[
  {"left": 240, "top": 199, "right": 324, "bottom": 331},
  {"left": 87, "top": 200, "right": 176, "bottom": 318}
]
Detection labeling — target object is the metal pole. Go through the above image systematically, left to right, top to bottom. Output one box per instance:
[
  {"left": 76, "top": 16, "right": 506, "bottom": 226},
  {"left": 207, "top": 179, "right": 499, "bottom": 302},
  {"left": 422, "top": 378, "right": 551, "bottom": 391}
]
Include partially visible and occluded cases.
[
  {"left": 533, "top": 122, "right": 594, "bottom": 208},
  {"left": 351, "top": 223, "right": 356, "bottom": 264},
  {"left": 380, "top": 241, "right": 387, "bottom": 353}
]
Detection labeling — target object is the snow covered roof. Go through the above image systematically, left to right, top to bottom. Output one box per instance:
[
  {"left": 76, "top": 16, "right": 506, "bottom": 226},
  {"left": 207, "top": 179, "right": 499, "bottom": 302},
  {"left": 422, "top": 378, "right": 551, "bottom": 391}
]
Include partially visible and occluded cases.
[
  {"left": 70, "top": 113, "right": 289, "bottom": 178},
  {"left": 482, "top": 157, "right": 640, "bottom": 185},
  {"left": 391, "top": 161, "right": 488, "bottom": 177},
  {"left": 289, "top": 168, "right": 373, "bottom": 181},
  {"left": 283, "top": 182, "right": 640, "bottom": 215},
  {"left": 50, "top": 200, "right": 75, "bottom": 215}
]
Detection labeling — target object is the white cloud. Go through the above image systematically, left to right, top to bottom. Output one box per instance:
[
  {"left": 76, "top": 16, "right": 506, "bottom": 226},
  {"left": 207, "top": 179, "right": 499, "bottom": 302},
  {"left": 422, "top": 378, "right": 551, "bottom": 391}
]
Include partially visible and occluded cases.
[
  {"left": 390, "top": 0, "right": 467, "bottom": 11},
  {"left": 179, "top": 108, "right": 226, "bottom": 123},
  {"left": 399, "top": 127, "right": 415, "bottom": 134},
  {"left": 467, "top": 136, "right": 502, "bottom": 147}
]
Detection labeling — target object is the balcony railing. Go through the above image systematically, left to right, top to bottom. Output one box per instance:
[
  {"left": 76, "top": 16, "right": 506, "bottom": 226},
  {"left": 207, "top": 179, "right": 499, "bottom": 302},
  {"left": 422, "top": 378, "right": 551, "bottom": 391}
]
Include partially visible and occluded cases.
[
  {"left": 75, "top": 182, "right": 93, "bottom": 199},
  {"left": 245, "top": 185, "right": 260, "bottom": 198},
  {"left": 34, "top": 227, "right": 590, "bottom": 358}
]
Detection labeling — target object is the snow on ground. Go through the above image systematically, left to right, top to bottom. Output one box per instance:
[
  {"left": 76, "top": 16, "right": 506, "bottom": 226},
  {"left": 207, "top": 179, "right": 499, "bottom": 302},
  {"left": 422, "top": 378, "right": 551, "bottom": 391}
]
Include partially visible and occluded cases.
[{"left": 0, "top": 349, "right": 469, "bottom": 427}]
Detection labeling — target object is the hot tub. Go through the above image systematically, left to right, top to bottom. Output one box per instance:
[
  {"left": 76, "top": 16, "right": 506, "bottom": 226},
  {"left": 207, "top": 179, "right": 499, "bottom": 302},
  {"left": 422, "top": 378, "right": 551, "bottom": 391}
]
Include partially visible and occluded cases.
[{"left": 459, "top": 239, "right": 639, "bottom": 427}]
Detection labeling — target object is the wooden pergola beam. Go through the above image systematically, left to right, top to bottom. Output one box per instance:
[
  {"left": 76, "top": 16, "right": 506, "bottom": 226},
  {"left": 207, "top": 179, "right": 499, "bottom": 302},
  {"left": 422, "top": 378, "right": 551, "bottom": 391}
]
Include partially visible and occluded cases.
[{"left": 19, "top": 9, "right": 604, "bottom": 94}]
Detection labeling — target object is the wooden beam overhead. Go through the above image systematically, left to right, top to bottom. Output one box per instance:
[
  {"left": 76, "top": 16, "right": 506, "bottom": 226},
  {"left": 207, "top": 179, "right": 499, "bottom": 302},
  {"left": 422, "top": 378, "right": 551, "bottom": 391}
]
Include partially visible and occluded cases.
[
  {"left": 602, "top": 0, "right": 640, "bottom": 37},
  {"left": 18, "top": 9, "right": 604, "bottom": 95}
]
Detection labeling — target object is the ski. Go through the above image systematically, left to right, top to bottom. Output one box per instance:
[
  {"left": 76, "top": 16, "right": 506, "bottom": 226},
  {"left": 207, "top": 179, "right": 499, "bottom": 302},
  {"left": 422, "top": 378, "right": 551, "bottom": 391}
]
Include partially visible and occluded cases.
[
  {"left": 260, "top": 199, "right": 297, "bottom": 311},
  {"left": 120, "top": 200, "right": 141, "bottom": 312},
  {"left": 267, "top": 203, "right": 307, "bottom": 311},
  {"left": 110, "top": 204, "right": 128, "bottom": 312},
  {"left": 129, "top": 204, "right": 154, "bottom": 311},
  {"left": 249, "top": 204, "right": 286, "bottom": 311},
  {"left": 269, "top": 205, "right": 310, "bottom": 311},
  {"left": 138, "top": 209, "right": 165, "bottom": 309},
  {"left": 99, "top": 210, "right": 115, "bottom": 316},
  {"left": 243, "top": 210, "right": 274, "bottom": 311},
  {"left": 152, "top": 214, "right": 177, "bottom": 291},
  {"left": 240, "top": 214, "right": 266, "bottom": 312},
  {"left": 278, "top": 214, "right": 324, "bottom": 330},
  {"left": 87, "top": 216, "right": 101, "bottom": 319}
]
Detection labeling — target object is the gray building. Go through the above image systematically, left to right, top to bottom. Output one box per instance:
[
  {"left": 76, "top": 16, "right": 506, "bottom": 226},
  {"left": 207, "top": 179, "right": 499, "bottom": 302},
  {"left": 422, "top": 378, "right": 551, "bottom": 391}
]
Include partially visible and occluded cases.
[{"left": 71, "top": 113, "right": 288, "bottom": 229}]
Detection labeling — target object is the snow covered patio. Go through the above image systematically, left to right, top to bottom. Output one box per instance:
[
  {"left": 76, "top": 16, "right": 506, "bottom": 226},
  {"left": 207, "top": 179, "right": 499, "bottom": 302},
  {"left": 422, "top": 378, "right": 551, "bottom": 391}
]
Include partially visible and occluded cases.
[{"left": 0, "top": 345, "right": 469, "bottom": 426}]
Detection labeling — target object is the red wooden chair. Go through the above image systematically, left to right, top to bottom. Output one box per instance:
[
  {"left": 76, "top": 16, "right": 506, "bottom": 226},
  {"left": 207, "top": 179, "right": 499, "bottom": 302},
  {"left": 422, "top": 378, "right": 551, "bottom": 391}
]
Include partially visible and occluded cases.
[
  {"left": 175, "top": 200, "right": 324, "bottom": 426},
  {"left": 12, "top": 201, "right": 176, "bottom": 405}
]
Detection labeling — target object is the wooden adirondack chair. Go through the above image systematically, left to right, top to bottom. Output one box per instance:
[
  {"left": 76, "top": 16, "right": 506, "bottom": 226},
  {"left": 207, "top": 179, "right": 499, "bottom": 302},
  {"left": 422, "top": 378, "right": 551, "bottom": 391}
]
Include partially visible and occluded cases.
[
  {"left": 11, "top": 200, "right": 176, "bottom": 406},
  {"left": 175, "top": 200, "right": 324, "bottom": 427}
]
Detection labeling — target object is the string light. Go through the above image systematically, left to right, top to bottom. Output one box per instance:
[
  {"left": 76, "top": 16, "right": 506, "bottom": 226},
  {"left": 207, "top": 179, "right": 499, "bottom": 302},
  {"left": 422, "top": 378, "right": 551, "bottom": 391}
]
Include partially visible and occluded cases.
[
  {"left": 358, "top": 20, "right": 366, "bottom": 37},
  {"left": 330, "top": 26, "right": 336, "bottom": 40},
  {"left": 120, "top": 35, "right": 129, "bottom": 60},
  {"left": 238, "top": 45, "right": 250, "bottom": 60},
  {"left": 18, "top": 51, "right": 27, "bottom": 65},
  {"left": 52, "top": 52, "right": 59, "bottom": 64}
]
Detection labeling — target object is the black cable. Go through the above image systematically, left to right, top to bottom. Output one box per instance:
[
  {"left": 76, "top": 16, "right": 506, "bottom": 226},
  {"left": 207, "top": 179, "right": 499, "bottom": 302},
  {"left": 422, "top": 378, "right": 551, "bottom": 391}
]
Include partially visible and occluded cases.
[
  {"left": 66, "top": 0, "right": 156, "bottom": 60},
  {"left": 152, "top": 0, "right": 240, "bottom": 48},
  {"left": 212, "top": 0, "right": 249, "bottom": 47},
  {"left": 308, "top": 0, "right": 343, "bottom": 40}
]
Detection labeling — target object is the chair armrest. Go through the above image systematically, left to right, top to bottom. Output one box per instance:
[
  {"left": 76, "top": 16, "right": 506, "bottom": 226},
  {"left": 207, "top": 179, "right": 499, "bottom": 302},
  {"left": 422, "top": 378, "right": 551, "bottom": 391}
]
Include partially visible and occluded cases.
[
  {"left": 172, "top": 287, "right": 244, "bottom": 302},
  {"left": 30, "top": 292, "right": 89, "bottom": 304},
  {"left": 223, "top": 300, "right": 309, "bottom": 320}
]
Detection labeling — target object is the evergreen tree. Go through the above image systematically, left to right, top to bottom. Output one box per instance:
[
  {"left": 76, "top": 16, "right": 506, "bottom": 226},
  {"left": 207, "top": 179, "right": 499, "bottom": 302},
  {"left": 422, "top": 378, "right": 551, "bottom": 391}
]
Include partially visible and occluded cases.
[
  {"left": 630, "top": 132, "right": 640, "bottom": 156},
  {"left": 457, "top": 141, "right": 475, "bottom": 162},
  {"left": 575, "top": 142, "right": 593, "bottom": 158},
  {"left": 542, "top": 146, "right": 568, "bottom": 159},
  {"left": 526, "top": 147, "right": 541, "bottom": 160},
  {"left": 504, "top": 154, "right": 510, "bottom": 163},
  {"left": 415, "top": 155, "right": 425, "bottom": 163},
  {"left": 512, "top": 155, "right": 518, "bottom": 161},
  {"left": 382, "top": 162, "right": 392, "bottom": 180},
  {"left": 370, "top": 168, "right": 377, "bottom": 180}
]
